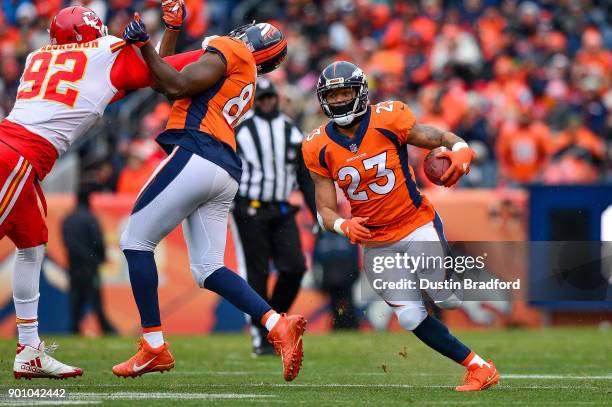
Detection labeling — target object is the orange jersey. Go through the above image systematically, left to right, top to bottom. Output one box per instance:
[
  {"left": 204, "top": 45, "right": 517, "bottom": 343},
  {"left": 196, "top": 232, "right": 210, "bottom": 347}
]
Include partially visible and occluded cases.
[
  {"left": 166, "top": 36, "right": 257, "bottom": 151},
  {"left": 302, "top": 101, "right": 435, "bottom": 242}
]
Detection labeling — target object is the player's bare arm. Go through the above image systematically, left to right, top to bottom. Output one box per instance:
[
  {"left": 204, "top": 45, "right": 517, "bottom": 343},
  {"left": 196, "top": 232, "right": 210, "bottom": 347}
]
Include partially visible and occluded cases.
[
  {"left": 158, "top": 0, "right": 185, "bottom": 57},
  {"left": 123, "top": 13, "right": 226, "bottom": 100},
  {"left": 158, "top": 29, "right": 179, "bottom": 58},
  {"left": 140, "top": 46, "right": 226, "bottom": 100},
  {"left": 407, "top": 123, "right": 464, "bottom": 150},
  {"left": 408, "top": 123, "right": 476, "bottom": 187},
  {"left": 310, "top": 170, "right": 371, "bottom": 243},
  {"left": 310, "top": 170, "right": 341, "bottom": 230}
]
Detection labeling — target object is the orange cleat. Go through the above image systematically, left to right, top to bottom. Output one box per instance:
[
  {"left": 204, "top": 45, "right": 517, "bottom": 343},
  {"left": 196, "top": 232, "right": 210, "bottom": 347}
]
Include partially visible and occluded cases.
[
  {"left": 267, "top": 313, "right": 306, "bottom": 381},
  {"left": 112, "top": 338, "right": 175, "bottom": 378},
  {"left": 455, "top": 360, "right": 500, "bottom": 391}
]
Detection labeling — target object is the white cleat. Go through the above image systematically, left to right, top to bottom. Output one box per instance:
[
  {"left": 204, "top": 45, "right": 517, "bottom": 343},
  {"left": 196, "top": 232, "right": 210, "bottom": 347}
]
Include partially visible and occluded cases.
[{"left": 13, "top": 342, "right": 83, "bottom": 380}]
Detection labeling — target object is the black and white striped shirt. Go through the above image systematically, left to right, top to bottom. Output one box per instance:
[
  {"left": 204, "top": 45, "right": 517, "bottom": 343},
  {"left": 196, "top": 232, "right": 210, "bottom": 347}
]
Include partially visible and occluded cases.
[{"left": 236, "top": 112, "right": 314, "bottom": 210}]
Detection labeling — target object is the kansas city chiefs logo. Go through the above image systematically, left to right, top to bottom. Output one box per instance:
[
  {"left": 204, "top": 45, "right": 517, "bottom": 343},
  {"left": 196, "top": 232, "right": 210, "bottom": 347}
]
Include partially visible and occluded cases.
[{"left": 82, "top": 11, "right": 102, "bottom": 30}]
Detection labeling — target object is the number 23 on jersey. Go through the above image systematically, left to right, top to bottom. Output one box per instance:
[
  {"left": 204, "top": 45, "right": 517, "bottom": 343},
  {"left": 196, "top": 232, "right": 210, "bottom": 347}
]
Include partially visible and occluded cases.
[{"left": 17, "top": 51, "right": 88, "bottom": 108}]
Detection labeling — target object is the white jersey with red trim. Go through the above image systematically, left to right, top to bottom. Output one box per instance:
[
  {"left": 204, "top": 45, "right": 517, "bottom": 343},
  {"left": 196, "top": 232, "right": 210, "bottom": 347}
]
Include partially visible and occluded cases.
[{"left": 6, "top": 35, "right": 125, "bottom": 155}]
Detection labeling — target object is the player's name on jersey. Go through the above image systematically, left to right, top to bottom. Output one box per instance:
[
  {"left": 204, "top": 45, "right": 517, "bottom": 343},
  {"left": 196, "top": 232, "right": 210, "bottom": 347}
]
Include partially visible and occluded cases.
[{"left": 40, "top": 41, "right": 100, "bottom": 52}]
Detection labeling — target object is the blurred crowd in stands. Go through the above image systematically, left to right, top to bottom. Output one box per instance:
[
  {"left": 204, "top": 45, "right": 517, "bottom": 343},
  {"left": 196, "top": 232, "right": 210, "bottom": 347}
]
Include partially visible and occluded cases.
[{"left": 0, "top": 0, "right": 611, "bottom": 191}]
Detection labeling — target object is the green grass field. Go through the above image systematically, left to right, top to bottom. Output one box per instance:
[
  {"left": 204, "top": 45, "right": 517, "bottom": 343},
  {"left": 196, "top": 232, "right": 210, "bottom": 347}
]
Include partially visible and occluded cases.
[{"left": 0, "top": 328, "right": 610, "bottom": 406}]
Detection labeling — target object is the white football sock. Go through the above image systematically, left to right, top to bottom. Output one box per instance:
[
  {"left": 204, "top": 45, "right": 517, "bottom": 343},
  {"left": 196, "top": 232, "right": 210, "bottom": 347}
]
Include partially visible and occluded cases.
[
  {"left": 13, "top": 245, "right": 44, "bottom": 348},
  {"left": 264, "top": 313, "right": 281, "bottom": 331},
  {"left": 17, "top": 321, "right": 40, "bottom": 348},
  {"left": 143, "top": 331, "right": 164, "bottom": 348},
  {"left": 467, "top": 354, "right": 490, "bottom": 368}
]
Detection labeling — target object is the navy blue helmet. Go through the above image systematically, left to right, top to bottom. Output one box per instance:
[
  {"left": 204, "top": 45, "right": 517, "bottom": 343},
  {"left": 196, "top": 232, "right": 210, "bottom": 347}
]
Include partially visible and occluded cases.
[
  {"left": 229, "top": 22, "right": 287, "bottom": 75},
  {"left": 317, "top": 61, "right": 369, "bottom": 126}
]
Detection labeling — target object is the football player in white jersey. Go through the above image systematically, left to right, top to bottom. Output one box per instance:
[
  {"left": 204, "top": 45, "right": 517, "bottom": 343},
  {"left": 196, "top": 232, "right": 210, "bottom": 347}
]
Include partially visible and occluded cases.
[{"left": 0, "top": 2, "right": 191, "bottom": 379}]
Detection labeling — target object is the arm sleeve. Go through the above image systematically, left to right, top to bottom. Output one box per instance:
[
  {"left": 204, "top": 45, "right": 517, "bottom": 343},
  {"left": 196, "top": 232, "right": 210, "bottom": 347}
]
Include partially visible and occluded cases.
[{"left": 110, "top": 45, "right": 204, "bottom": 92}]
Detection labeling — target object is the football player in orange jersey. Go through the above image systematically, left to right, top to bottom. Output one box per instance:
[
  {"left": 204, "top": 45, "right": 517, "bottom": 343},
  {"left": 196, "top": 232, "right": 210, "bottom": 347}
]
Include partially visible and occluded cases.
[
  {"left": 112, "top": 20, "right": 305, "bottom": 381},
  {"left": 302, "top": 61, "right": 499, "bottom": 392}
]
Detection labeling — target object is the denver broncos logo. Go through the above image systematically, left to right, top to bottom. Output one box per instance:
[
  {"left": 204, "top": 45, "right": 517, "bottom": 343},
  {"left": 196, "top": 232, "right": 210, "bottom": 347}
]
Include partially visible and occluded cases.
[{"left": 257, "top": 23, "right": 279, "bottom": 42}]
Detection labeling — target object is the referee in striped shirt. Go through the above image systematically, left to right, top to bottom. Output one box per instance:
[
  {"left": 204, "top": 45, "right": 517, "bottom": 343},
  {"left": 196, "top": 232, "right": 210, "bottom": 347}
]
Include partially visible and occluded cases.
[{"left": 233, "top": 77, "right": 316, "bottom": 356}]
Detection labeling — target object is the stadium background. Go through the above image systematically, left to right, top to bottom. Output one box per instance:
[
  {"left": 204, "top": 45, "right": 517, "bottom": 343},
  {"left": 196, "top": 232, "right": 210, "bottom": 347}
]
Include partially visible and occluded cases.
[{"left": 0, "top": 0, "right": 610, "bottom": 337}]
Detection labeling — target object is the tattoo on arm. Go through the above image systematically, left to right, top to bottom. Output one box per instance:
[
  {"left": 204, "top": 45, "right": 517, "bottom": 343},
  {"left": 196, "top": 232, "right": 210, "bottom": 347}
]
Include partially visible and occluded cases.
[{"left": 408, "top": 123, "right": 464, "bottom": 149}]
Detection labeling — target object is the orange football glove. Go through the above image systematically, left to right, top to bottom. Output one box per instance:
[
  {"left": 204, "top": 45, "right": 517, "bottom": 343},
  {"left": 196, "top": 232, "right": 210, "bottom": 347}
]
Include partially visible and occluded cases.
[
  {"left": 161, "top": 0, "right": 186, "bottom": 31},
  {"left": 435, "top": 146, "right": 476, "bottom": 188},
  {"left": 335, "top": 217, "right": 372, "bottom": 244}
]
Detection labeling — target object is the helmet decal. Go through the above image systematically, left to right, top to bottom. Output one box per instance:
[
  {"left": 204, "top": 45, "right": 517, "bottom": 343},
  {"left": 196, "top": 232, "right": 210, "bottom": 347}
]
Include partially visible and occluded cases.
[{"left": 229, "top": 21, "right": 286, "bottom": 75}]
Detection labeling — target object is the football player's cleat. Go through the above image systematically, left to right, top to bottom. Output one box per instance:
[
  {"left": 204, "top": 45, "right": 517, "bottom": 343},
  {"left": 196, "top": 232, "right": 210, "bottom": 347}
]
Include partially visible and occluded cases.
[
  {"left": 266, "top": 313, "right": 306, "bottom": 381},
  {"left": 112, "top": 338, "right": 175, "bottom": 378},
  {"left": 13, "top": 342, "right": 83, "bottom": 380},
  {"left": 455, "top": 360, "right": 500, "bottom": 391}
]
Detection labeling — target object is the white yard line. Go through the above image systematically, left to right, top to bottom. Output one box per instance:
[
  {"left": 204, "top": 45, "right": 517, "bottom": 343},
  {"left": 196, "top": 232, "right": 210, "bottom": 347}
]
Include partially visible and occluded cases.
[
  {"left": 74, "top": 370, "right": 612, "bottom": 379},
  {"left": 502, "top": 374, "right": 612, "bottom": 380},
  {"left": 42, "top": 383, "right": 605, "bottom": 391},
  {"left": 69, "top": 392, "right": 275, "bottom": 400},
  {"left": 0, "top": 393, "right": 276, "bottom": 406},
  {"left": 0, "top": 402, "right": 100, "bottom": 406}
]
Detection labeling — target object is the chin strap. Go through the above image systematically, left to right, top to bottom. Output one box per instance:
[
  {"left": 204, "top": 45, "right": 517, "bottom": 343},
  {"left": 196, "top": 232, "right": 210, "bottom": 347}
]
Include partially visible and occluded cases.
[{"left": 335, "top": 112, "right": 366, "bottom": 129}]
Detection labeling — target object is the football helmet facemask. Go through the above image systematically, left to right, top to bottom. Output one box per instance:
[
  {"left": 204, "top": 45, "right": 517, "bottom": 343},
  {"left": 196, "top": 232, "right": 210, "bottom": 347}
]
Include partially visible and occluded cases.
[{"left": 317, "top": 61, "right": 369, "bottom": 127}]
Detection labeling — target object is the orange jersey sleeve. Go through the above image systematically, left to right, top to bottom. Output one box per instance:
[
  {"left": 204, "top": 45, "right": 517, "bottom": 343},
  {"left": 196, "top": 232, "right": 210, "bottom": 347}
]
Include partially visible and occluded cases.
[
  {"left": 166, "top": 36, "right": 257, "bottom": 151},
  {"left": 206, "top": 36, "right": 247, "bottom": 76},
  {"left": 372, "top": 101, "right": 417, "bottom": 144},
  {"left": 302, "top": 126, "right": 333, "bottom": 178}
]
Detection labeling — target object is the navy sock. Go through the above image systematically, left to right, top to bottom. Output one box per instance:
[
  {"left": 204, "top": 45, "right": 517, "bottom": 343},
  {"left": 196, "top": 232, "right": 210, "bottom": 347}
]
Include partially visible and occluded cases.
[
  {"left": 123, "top": 249, "right": 161, "bottom": 328},
  {"left": 204, "top": 267, "right": 272, "bottom": 322},
  {"left": 412, "top": 315, "right": 471, "bottom": 364}
]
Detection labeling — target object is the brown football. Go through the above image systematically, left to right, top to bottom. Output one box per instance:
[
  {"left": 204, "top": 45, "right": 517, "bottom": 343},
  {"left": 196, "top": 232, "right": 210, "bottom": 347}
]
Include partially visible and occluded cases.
[{"left": 424, "top": 147, "right": 451, "bottom": 186}]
